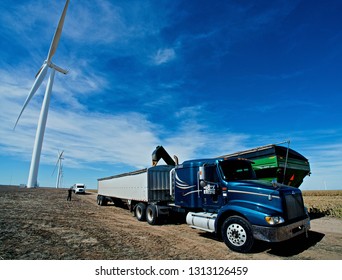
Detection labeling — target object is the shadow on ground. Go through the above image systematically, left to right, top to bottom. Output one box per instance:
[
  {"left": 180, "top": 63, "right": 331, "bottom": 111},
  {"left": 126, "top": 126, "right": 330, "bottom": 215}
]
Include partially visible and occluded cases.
[
  {"left": 198, "top": 229, "right": 325, "bottom": 257},
  {"left": 265, "top": 231, "right": 325, "bottom": 257}
]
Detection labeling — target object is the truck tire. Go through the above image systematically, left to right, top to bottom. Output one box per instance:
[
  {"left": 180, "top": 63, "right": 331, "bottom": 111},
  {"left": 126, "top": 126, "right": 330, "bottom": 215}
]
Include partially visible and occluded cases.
[
  {"left": 97, "top": 195, "right": 107, "bottom": 206},
  {"left": 97, "top": 195, "right": 102, "bottom": 205},
  {"left": 135, "top": 203, "right": 146, "bottom": 221},
  {"left": 146, "top": 204, "right": 158, "bottom": 225},
  {"left": 221, "top": 216, "right": 254, "bottom": 253}
]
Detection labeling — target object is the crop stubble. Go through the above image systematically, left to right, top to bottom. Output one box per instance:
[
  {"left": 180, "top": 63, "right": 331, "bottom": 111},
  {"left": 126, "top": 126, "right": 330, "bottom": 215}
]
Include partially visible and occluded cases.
[{"left": 0, "top": 186, "right": 341, "bottom": 260}]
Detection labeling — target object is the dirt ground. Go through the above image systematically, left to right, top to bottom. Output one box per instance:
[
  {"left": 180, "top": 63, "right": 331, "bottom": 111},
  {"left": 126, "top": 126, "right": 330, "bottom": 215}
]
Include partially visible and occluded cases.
[{"left": 0, "top": 186, "right": 341, "bottom": 260}]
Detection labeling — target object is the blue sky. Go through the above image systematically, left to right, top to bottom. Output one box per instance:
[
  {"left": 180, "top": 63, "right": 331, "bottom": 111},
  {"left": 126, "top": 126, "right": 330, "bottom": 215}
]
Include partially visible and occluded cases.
[{"left": 0, "top": 0, "right": 341, "bottom": 190}]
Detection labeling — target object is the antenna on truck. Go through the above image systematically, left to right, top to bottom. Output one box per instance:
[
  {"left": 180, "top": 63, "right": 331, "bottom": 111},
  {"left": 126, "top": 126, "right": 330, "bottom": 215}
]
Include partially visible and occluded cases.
[{"left": 282, "top": 140, "right": 290, "bottom": 184}]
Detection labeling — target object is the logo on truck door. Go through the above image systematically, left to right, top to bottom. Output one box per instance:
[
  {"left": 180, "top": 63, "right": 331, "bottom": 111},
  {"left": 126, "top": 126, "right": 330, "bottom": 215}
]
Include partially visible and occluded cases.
[{"left": 203, "top": 184, "right": 216, "bottom": 195}]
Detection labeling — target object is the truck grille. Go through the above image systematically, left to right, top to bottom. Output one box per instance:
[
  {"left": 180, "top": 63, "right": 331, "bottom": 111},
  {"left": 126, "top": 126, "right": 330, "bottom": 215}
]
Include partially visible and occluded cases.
[{"left": 284, "top": 192, "right": 306, "bottom": 220}]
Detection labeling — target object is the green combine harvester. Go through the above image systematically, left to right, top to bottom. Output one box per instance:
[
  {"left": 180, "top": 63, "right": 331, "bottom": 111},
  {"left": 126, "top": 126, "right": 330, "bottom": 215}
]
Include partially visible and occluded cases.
[{"left": 222, "top": 143, "right": 311, "bottom": 188}]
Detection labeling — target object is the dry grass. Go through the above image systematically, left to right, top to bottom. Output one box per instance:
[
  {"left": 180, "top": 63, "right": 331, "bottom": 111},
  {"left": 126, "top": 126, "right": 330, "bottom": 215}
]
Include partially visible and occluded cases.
[
  {"left": 0, "top": 186, "right": 341, "bottom": 260},
  {"left": 302, "top": 190, "right": 342, "bottom": 218}
]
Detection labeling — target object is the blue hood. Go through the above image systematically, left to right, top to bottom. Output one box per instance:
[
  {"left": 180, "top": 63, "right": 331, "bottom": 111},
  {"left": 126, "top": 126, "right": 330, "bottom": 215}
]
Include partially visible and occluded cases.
[{"left": 228, "top": 179, "right": 302, "bottom": 194}]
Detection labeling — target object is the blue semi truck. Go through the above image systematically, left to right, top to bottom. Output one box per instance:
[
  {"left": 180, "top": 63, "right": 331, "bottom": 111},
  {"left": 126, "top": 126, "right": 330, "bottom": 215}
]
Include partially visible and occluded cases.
[{"left": 97, "top": 146, "right": 310, "bottom": 253}]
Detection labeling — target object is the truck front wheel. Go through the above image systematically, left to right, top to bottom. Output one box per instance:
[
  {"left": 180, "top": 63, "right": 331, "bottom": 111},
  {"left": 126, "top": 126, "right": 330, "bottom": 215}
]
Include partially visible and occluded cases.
[{"left": 221, "top": 216, "right": 254, "bottom": 253}]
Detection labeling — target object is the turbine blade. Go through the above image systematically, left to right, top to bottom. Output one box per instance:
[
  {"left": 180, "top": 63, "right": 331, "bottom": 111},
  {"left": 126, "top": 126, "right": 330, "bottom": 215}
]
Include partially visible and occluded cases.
[
  {"left": 47, "top": 0, "right": 70, "bottom": 62},
  {"left": 14, "top": 63, "right": 48, "bottom": 129},
  {"left": 35, "top": 63, "right": 46, "bottom": 78},
  {"left": 52, "top": 150, "right": 62, "bottom": 176},
  {"left": 51, "top": 162, "right": 58, "bottom": 176}
]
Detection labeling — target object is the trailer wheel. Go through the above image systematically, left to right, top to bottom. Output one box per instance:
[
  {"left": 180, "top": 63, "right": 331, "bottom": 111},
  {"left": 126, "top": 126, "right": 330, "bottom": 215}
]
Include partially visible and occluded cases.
[
  {"left": 97, "top": 195, "right": 107, "bottom": 206},
  {"left": 97, "top": 195, "right": 102, "bottom": 206},
  {"left": 135, "top": 203, "right": 146, "bottom": 221},
  {"left": 146, "top": 204, "right": 158, "bottom": 225},
  {"left": 221, "top": 216, "right": 254, "bottom": 253}
]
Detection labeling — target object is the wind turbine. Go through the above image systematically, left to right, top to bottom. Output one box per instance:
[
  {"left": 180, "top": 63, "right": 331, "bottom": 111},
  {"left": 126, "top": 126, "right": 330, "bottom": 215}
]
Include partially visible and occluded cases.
[
  {"left": 14, "top": 0, "right": 70, "bottom": 188},
  {"left": 52, "top": 150, "right": 64, "bottom": 189}
]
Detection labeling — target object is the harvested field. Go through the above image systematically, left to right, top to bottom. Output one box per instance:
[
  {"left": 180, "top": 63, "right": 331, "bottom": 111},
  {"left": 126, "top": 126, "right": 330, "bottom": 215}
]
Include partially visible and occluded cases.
[
  {"left": 0, "top": 186, "right": 341, "bottom": 260},
  {"left": 303, "top": 190, "right": 342, "bottom": 218}
]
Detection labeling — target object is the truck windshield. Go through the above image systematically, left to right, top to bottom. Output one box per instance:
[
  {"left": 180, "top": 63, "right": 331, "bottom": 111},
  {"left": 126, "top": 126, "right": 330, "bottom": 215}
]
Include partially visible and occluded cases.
[{"left": 219, "top": 160, "right": 256, "bottom": 181}]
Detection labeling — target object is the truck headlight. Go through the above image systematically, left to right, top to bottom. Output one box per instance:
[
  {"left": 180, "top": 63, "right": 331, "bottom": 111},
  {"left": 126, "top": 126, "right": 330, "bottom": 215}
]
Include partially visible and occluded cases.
[{"left": 265, "top": 216, "right": 285, "bottom": 225}]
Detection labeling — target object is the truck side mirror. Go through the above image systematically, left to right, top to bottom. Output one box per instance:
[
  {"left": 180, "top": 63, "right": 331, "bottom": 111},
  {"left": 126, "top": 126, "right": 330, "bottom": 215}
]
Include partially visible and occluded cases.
[{"left": 199, "top": 166, "right": 207, "bottom": 187}]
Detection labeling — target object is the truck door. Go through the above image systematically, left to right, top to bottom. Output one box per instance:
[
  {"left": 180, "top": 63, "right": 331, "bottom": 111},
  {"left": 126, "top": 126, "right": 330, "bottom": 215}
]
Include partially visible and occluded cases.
[{"left": 200, "top": 165, "right": 223, "bottom": 211}]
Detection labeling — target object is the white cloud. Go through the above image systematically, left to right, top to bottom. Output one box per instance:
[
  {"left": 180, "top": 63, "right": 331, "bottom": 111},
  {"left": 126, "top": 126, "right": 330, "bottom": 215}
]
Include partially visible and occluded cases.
[
  {"left": 152, "top": 48, "right": 176, "bottom": 65},
  {"left": 0, "top": 65, "right": 157, "bottom": 169},
  {"left": 1, "top": 67, "right": 341, "bottom": 190},
  {"left": 0, "top": 68, "right": 249, "bottom": 173},
  {"left": 0, "top": 96, "right": 160, "bottom": 170},
  {"left": 43, "top": 110, "right": 160, "bottom": 168},
  {"left": 299, "top": 141, "right": 342, "bottom": 190}
]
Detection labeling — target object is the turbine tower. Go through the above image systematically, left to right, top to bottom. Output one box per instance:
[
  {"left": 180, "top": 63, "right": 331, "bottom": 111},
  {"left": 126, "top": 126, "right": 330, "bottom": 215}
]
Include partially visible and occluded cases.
[
  {"left": 14, "top": 0, "right": 70, "bottom": 188},
  {"left": 52, "top": 151, "right": 64, "bottom": 189}
]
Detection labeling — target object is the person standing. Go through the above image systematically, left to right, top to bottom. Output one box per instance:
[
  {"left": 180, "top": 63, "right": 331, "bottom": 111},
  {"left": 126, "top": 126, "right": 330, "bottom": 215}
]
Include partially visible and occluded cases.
[{"left": 67, "top": 187, "right": 72, "bottom": 201}]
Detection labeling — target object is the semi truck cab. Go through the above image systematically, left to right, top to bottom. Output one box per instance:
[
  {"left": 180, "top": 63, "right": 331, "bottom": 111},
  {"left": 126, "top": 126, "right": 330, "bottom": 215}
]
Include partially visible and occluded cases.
[{"left": 176, "top": 158, "right": 310, "bottom": 253}]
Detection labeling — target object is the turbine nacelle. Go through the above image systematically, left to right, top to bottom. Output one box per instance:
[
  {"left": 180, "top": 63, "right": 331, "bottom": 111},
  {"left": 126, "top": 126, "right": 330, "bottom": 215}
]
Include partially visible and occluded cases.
[{"left": 47, "top": 61, "right": 68, "bottom": 75}]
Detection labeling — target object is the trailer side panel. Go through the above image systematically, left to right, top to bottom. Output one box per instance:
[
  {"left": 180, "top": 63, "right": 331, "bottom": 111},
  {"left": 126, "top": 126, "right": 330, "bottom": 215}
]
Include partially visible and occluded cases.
[
  {"left": 97, "top": 166, "right": 174, "bottom": 203},
  {"left": 98, "top": 169, "right": 148, "bottom": 201}
]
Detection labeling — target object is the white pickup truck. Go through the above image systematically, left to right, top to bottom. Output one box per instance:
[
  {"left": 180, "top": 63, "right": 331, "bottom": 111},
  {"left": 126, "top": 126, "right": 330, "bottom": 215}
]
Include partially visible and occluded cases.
[{"left": 73, "top": 183, "right": 86, "bottom": 194}]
